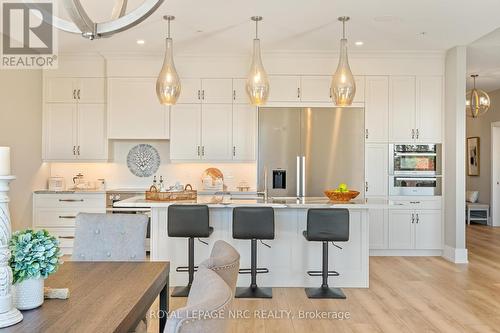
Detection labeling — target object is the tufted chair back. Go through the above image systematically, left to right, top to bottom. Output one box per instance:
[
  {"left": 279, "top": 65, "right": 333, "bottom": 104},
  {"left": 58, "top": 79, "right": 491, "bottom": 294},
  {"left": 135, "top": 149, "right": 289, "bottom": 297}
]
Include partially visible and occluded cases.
[
  {"left": 72, "top": 213, "right": 148, "bottom": 261},
  {"left": 199, "top": 240, "right": 240, "bottom": 295},
  {"left": 165, "top": 267, "right": 233, "bottom": 333}
]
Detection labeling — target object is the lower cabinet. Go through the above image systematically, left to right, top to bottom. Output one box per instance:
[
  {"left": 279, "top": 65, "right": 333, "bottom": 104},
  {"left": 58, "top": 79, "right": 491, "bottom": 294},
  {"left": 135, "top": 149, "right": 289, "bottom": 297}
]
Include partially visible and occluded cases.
[
  {"left": 369, "top": 209, "right": 388, "bottom": 249},
  {"left": 388, "top": 209, "right": 442, "bottom": 250}
]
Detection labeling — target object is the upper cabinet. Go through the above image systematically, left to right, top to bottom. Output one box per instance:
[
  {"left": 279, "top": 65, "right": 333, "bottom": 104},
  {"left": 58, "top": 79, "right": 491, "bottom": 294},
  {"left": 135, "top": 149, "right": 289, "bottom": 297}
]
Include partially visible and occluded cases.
[
  {"left": 268, "top": 76, "right": 301, "bottom": 102},
  {"left": 300, "top": 76, "right": 331, "bottom": 102},
  {"left": 365, "top": 76, "right": 389, "bottom": 142},
  {"left": 389, "top": 76, "right": 442, "bottom": 143},
  {"left": 45, "top": 77, "right": 105, "bottom": 104},
  {"left": 107, "top": 78, "right": 170, "bottom": 140},
  {"left": 176, "top": 78, "right": 233, "bottom": 104},
  {"left": 176, "top": 78, "right": 201, "bottom": 104},
  {"left": 233, "top": 78, "right": 248, "bottom": 104},
  {"left": 233, "top": 105, "right": 257, "bottom": 161}
]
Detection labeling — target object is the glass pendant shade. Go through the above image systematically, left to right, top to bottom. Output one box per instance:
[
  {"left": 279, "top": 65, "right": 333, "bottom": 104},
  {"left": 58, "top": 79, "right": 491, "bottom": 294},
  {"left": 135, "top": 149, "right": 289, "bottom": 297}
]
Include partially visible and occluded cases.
[
  {"left": 156, "top": 37, "right": 181, "bottom": 105},
  {"left": 246, "top": 38, "right": 270, "bottom": 106},
  {"left": 331, "top": 38, "right": 356, "bottom": 106},
  {"left": 466, "top": 76, "right": 490, "bottom": 118}
]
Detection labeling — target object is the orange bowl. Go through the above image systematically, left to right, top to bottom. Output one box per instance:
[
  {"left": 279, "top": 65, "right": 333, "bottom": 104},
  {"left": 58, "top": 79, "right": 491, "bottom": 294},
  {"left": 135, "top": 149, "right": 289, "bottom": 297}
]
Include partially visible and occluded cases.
[{"left": 324, "top": 190, "right": 360, "bottom": 202}]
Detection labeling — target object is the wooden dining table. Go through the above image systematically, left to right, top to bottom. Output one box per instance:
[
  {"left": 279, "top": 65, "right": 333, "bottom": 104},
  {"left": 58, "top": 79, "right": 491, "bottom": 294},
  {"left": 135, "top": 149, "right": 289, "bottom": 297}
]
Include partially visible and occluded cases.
[{"left": 3, "top": 261, "right": 170, "bottom": 333}]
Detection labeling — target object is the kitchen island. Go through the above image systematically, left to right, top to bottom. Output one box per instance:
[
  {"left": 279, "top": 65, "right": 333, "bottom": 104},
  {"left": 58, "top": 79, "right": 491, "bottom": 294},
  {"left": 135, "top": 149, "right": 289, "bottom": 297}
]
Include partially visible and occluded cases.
[{"left": 115, "top": 196, "right": 390, "bottom": 288}]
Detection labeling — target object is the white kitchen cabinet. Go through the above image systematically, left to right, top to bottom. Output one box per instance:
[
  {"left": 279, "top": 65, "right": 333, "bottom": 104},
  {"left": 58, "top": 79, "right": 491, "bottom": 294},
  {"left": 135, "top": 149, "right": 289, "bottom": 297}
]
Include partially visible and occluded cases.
[
  {"left": 268, "top": 76, "right": 301, "bottom": 102},
  {"left": 300, "top": 76, "right": 331, "bottom": 102},
  {"left": 353, "top": 76, "right": 365, "bottom": 104},
  {"left": 365, "top": 76, "right": 389, "bottom": 142},
  {"left": 389, "top": 76, "right": 416, "bottom": 142},
  {"left": 416, "top": 76, "right": 442, "bottom": 143},
  {"left": 45, "top": 77, "right": 105, "bottom": 103},
  {"left": 107, "top": 78, "right": 169, "bottom": 139},
  {"left": 176, "top": 78, "right": 202, "bottom": 104},
  {"left": 233, "top": 78, "right": 249, "bottom": 104},
  {"left": 201, "top": 79, "right": 233, "bottom": 104},
  {"left": 43, "top": 103, "right": 107, "bottom": 161},
  {"left": 44, "top": 103, "right": 77, "bottom": 160},
  {"left": 77, "top": 104, "right": 107, "bottom": 160},
  {"left": 170, "top": 104, "right": 202, "bottom": 160},
  {"left": 201, "top": 104, "right": 233, "bottom": 160},
  {"left": 232, "top": 105, "right": 257, "bottom": 161},
  {"left": 365, "top": 144, "right": 388, "bottom": 197},
  {"left": 369, "top": 209, "right": 388, "bottom": 249},
  {"left": 388, "top": 209, "right": 442, "bottom": 250},
  {"left": 388, "top": 210, "right": 414, "bottom": 249},
  {"left": 414, "top": 210, "right": 442, "bottom": 249}
]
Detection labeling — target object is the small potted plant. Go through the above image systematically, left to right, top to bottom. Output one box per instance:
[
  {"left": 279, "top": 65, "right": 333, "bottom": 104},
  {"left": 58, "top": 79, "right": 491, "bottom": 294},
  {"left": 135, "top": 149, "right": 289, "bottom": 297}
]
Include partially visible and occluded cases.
[{"left": 9, "top": 229, "right": 62, "bottom": 310}]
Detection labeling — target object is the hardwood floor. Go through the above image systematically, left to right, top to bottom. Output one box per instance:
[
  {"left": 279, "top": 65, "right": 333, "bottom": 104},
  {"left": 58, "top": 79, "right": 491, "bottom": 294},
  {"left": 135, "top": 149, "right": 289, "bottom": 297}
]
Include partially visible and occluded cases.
[{"left": 149, "top": 225, "right": 500, "bottom": 333}]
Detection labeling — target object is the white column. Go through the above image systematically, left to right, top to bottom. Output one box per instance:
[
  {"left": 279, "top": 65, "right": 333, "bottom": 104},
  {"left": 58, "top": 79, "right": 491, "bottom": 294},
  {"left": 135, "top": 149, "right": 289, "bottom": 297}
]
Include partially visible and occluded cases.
[{"left": 0, "top": 176, "right": 23, "bottom": 327}]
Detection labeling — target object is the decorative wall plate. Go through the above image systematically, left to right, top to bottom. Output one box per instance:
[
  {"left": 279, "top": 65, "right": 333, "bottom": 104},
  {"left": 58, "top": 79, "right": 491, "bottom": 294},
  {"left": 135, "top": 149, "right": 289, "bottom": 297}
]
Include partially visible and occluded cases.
[{"left": 127, "top": 144, "right": 160, "bottom": 177}]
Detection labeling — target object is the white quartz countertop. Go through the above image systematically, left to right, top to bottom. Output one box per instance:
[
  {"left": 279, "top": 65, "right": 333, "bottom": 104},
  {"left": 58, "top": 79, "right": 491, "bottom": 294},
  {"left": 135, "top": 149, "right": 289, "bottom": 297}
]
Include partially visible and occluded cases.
[{"left": 113, "top": 195, "right": 391, "bottom": 209}]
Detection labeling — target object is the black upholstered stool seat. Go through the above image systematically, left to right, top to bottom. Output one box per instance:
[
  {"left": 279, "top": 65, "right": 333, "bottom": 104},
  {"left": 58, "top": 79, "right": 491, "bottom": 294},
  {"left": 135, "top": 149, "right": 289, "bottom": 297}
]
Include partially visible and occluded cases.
[
  {"left": 168, "top": 204, "right": 212, "bottom": 297},
  {"left": 232, "top": 206, "right": 274, "bottom": 299},
  {"left": 303, "top": 208, "right": 349, "bottom": 299}
]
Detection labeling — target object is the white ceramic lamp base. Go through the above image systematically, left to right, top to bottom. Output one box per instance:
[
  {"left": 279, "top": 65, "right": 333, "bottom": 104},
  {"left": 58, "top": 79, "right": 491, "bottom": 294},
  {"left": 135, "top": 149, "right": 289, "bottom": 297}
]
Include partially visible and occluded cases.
[{"left": 0, "top": 176, "right": 22, "bottom": 327}]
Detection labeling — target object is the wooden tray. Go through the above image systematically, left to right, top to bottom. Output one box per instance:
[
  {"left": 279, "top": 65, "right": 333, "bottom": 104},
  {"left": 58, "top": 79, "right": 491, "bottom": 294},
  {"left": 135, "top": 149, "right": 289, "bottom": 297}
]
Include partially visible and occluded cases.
[{"left": 146, "top": 185, "right": 197, "bottom": 201}]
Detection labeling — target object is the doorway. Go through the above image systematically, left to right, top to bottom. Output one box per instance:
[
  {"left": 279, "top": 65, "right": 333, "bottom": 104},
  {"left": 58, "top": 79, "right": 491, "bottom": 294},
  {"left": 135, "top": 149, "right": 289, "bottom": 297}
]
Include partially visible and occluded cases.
[{"left": 491, "top": 122, "right": 500, "bottom": 226}]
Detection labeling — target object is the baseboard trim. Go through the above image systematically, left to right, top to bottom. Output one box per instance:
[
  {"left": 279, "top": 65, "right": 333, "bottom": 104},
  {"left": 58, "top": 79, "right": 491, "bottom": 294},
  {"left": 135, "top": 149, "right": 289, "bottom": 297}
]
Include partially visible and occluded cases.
[
  {"left": 442, "top": 245, "right": 468, "bottom": 263},
  {"left": 370, "top": 249, "right": 442, "bottom": 256}
]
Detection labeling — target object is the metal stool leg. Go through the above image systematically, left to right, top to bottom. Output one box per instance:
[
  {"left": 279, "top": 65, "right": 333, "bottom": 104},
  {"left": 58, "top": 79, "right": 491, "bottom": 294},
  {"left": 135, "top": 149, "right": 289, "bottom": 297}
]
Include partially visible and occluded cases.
[
  {"left": 172, "top": 237, "right": 195, "bottom": 297},
  {"left": 236, "top": 239, "right": 272, "bottom": 299},
  {"left": 305, "top": 241, "right": 346, "bottom": 299}
]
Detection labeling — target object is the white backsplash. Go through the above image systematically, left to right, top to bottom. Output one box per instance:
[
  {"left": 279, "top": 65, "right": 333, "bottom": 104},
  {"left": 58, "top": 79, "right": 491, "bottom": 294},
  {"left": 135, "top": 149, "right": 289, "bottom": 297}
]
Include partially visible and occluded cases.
[{"left": 49, "top": 140, "right": 257, "bottom": 191}]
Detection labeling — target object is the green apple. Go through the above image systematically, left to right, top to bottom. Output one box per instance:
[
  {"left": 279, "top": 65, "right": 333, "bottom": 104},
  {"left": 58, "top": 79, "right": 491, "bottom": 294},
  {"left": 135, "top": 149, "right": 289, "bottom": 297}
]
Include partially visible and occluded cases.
[{"left": 338, "top": 183, "right": 348, "bottom": 193}]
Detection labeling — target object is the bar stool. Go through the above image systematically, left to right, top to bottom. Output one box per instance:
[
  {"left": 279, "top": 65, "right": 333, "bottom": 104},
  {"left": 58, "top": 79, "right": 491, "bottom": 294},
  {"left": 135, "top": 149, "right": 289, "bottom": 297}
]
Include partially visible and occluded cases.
[
  {"left": 168, "top": 205, "right": 213, "bottom": 297},
  {"left": 232, "top": 206, "right": 274, "bottom": 298},
  {"left": 303, "top": 208, "right": 349, "bottom": 299}
]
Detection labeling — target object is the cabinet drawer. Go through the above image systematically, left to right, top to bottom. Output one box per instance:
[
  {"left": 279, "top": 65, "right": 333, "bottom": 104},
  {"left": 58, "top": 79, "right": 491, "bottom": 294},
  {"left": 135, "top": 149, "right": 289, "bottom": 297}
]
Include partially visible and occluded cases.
[
  {"left": 34, "top": 194, "right": 105, "bottom": 209},
  {"left": 390, "top": 198, "right": 442, "bottom": 210},
  {"left": 34, "top": 208, "right": 104, "bottom": 227},
  {"left": 35, "top": 227, "right": 75, "bottom": 255}
]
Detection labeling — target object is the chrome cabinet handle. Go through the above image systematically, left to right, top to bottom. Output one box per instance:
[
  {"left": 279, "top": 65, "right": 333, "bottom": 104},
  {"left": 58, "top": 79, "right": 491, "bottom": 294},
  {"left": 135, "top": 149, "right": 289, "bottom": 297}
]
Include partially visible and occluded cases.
[
  {"left": 297, "top": 87, "right": 301, "bottom": 99},
  {"left": 72, "top": 89, "right": 76, "bottom": 99},
  {"left": 77, "top": 89, "right": 81, "bottom": 100},
  {"left": 198, "top": 90, "right": 201, "bottom": 100},
  {"left": 202, "top": 90, "right": 205, "bottom": 100},
  {"left": 233, "top": 90, "right": 236, "bottom": 101},
  {"left": 365, "top": 129, "right": 369, "bottom": 139},
  {"left": 411, "top": 129, "right": 415, "bottom": 139},
  {"left": 416, "top": 129, "right": 419, "bottom": 139},
  {"left": 73, "top": 146, "right": 76, "bottom": 155},
  {"left": 77, "top": 146, "right": 80, "bottom": 155},
  {"left": 197, "top": 146, "right": 200, "bottom": 156},
  {"left": 202, "top": 146, "right": 205, "bottom": 156},
  {"left": 233, "top": 146, "right": 236, "bottom": 157},
  {"left": 365, "top": 181, "right": 369, "bottom": 192},
  {"left": 59, "top": 199, "right": 84, "bottom": 202},
  {"left": 411, "top": 213, "right": 415, "bottom": 223},
  {"left": 415, "top": 213, "right": 420, "bottom": 224},
  {"left": 59, "top": 215, "right": 76, "bottom": 219},
  {"left": 58, "top": 236, "right": 75, "bottom": 239}
]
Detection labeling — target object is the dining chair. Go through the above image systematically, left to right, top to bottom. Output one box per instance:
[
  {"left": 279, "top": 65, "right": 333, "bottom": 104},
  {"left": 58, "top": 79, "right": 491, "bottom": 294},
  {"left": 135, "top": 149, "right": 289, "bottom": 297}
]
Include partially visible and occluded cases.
[
  {"left": 199, "top": 240, "right": 240, "bottom": 294},
  {"left": 165, "top": 267, "right": 233, "bottom": 333}
]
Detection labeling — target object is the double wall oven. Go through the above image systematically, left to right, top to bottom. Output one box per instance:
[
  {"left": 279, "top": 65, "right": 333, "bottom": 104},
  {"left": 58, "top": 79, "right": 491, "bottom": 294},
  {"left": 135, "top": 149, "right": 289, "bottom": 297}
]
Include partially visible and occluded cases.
[{"left": 389, "top": 144, "right": 442, "bottom": 196}]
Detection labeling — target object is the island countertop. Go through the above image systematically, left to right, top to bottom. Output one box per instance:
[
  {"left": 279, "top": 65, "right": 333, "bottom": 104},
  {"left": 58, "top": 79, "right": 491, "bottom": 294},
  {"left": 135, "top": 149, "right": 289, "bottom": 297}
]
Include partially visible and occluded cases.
[{"left": 113, "top": 195, "right": 391, "bottom": 209}]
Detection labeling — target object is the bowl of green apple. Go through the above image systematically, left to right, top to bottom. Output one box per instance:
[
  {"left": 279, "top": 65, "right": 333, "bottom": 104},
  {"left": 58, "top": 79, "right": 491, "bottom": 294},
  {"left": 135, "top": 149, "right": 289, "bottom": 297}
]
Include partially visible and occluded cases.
[{"left": 324, "top": 183, "right": 360, "bottom": 202}]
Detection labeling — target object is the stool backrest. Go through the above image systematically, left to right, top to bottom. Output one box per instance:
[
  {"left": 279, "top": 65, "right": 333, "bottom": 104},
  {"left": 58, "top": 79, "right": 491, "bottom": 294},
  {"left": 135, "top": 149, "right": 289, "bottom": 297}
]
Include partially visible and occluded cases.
[
  {"left": 168, "top": 205, "right": 210, "bottom": 238},
  {"left": 232, "top": 206, "right": 275, "bottom": 240},
  {"left": 307, "top": 208, "right": 349, "bottom": 242}
]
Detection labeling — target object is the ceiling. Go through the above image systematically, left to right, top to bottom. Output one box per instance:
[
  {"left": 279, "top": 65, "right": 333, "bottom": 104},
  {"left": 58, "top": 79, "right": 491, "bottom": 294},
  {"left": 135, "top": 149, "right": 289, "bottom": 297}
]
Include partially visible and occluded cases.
[
  {"left": 56, "top": 0, "right": 500, "bottom": 56},
  {"left": 467, "top": 28, "right": 500, "bottom": 92}
]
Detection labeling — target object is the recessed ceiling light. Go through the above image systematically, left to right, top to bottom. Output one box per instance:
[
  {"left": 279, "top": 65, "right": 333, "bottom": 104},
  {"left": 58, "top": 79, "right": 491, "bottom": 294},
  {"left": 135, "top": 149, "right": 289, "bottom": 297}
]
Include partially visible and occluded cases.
[
  {"left": 136, "top": 39, "right": 145, "bottom": 45},
  {"left": 355, "top": 41, "right": 364, "bottom": 46}
]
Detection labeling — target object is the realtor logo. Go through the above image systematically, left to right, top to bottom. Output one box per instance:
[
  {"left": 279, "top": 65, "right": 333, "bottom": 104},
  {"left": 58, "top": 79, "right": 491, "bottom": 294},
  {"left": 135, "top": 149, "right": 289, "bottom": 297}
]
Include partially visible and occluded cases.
[{"left": 1, "top": 1, "right": 58, "bottom": 69}]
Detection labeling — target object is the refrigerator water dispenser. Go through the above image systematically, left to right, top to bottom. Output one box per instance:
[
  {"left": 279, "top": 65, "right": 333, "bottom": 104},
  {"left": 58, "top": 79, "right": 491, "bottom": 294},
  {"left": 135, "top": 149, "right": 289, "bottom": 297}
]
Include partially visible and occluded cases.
[{"left": 273, "top": 170, "right": 286, "bottom": 189}]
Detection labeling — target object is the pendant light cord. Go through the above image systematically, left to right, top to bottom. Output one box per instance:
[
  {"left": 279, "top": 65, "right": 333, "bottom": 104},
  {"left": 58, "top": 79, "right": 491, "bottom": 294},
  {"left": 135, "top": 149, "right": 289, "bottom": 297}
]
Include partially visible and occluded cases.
[
  {"left": 167, "top": 18, "right": 171, "bottom": 38},
  {"left": 255, "top": 20, "right": 258, "bottom": 39},
  {"left": 342, "top": 20, "right": 346, "bottom": 39}
]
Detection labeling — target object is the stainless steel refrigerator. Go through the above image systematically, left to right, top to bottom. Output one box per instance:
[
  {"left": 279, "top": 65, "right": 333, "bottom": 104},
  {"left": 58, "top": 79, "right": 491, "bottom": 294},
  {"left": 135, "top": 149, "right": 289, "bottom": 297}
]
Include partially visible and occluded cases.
[{"left": 257, "top": 107, "right": 365, "bottom": 198}]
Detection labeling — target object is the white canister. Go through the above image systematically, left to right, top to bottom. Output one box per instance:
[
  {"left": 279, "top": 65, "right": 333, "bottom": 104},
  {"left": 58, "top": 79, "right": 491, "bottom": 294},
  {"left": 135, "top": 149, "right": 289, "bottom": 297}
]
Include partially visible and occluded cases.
[
  {"left": 0, "top": 147, "right": 11, "bottom": 176},
  {"left": 13, "top": 278, "right": 44, "bottom": 310}
]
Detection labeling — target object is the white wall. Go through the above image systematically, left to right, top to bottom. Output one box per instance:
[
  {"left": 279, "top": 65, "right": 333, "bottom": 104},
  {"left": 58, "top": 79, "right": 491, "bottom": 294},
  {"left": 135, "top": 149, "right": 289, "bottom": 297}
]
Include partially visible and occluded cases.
[
  {"left": 443, "top": 46, "right": 468, "bottom": 263},
  {"left": 0, "top": 70, "right": 50, "bottom": 231},
  {"left": 466, "top": 88, "right": 500, "bottom": 204}
]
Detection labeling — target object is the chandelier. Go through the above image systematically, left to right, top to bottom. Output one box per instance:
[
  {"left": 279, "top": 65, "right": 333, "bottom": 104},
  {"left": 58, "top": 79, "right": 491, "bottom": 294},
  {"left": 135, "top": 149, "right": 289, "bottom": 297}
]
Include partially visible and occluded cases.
[
  {"left": 52, "top": 0, "right": 164, "bottom": 40},
  {"left": 466, "top": 75, "right": 491, "bottom": 118}
]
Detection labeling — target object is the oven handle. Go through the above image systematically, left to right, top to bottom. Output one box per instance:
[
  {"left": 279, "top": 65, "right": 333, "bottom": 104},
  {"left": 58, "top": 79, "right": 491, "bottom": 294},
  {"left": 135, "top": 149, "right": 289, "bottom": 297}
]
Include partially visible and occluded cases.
[
  {"left": 394, "top": 152, "right": 437, "bottom": 156},
  {"left": 394, "top": 177, "right": 438, "bottom": 181}
]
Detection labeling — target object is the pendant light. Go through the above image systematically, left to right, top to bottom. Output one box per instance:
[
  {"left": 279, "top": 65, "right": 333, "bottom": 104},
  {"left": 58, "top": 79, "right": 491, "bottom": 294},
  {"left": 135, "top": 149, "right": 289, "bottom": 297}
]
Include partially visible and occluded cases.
[
  {"left": 156, "top": 15, "right": 181, "bottom": 105},
  {"left": 246, "top": 16, "right": 270, "bottom": 106},
  {"left": 331, "top": 16, "right": 356, "bottom": 106},
  {"left": 466, "top": 75, "right": 490, "bottom": 118}
]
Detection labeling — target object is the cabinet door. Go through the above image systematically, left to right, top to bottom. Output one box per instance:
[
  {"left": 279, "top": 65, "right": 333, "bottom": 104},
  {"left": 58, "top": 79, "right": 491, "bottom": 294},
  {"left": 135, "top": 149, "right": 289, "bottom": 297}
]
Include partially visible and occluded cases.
[
  {"left": 268, "top": 76, "right": 301, "bottom": 102},
  {"left": 300, "top": 76, "right": 331, "bottom": 102},
  {"left": 353, "top": 76, "right": 365, "bottom": 103},
  {"left": 365, "top": 76, "right": 389, "bottom": 142},
  {"left": 389, "top": 76, "right": 416, "bottom": 142},
  {"left": 416, "top": 76, "right": 442, "bottom": 143},
  {"left": 45, "top": 78, "right": 76, "bottom": 103},
  {"left": 77, "top": 78, "right": 106, "bottom": 103},
  {"left": 108, "top": 78, "right": 169, "bottom": 139},
  {"left": 176, "top": 78, "right": 201, "bottom": 104},
  {"left": 233, "top": 78, "right": 248, "bottom": 104},
  {"left": 202, "top": 79, "right": 233, "bottom": 104},
  {"left": 44, "top": 104, "right": 77, "bottom": 160},
  {"left": 77, "top": 104, "right": 107, "bottom": 160},
  {"left": 170, "top": 104, "right": 201, "bottom": 160},
  {"left": 201, "top": 104, "right": 233, "bottom": 160},
  {"left": 233, "top": 105, "right": 257, "bottom": 161},
  {"left": 365, "top": 144, "right": 388, "bottom": 197},
  {"left": 369, "top": 209, "right": 388, "bottom": 249},
  {"left": 388, "top": 210, "right": 414, "bottom": 249},
  {"left": 415, "top": 210, "right": 442, "bottom": 249}
]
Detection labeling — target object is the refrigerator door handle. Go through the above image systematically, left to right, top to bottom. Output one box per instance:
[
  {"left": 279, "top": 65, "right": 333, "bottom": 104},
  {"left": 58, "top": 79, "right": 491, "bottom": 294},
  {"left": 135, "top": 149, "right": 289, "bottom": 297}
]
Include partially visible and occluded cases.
[
  {"left": 296, "top": 156, "right": 301, "bottom": 197},
  {"left": 301, "top": 156, "right": 306, "bottom": 198}
]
